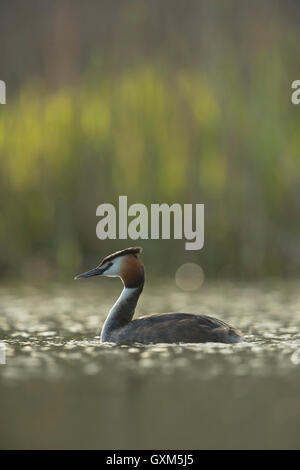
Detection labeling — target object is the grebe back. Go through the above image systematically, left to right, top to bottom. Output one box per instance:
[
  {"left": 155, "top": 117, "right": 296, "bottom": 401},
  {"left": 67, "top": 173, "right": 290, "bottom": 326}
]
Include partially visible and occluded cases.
[{"left": 75, "top": 247, "right": 243, "bottom": 344}]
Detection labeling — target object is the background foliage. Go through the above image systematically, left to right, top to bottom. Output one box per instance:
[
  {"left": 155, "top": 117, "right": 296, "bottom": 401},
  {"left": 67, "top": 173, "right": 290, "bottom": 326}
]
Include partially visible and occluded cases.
[{"left": 0, "top": 0, "right": 300, "bottom": 280}]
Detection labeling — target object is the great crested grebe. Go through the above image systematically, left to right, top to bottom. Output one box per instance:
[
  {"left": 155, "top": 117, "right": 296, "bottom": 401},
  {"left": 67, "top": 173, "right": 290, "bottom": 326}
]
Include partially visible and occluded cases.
[{"left": 75, "top": 247, "right": 243, "bottom": 344}]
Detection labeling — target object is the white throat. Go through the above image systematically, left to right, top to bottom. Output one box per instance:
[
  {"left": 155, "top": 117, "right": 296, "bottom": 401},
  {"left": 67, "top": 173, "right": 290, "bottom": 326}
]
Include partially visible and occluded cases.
[{"left": 100, "top": 286, "right": 142, "bottom": 342}]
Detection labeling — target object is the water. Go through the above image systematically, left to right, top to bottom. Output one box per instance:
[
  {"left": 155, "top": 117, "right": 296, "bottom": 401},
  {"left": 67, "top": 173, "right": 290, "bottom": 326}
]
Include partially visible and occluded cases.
[{"left": 0, "top": 280, "right": 300, "bottom": 449}]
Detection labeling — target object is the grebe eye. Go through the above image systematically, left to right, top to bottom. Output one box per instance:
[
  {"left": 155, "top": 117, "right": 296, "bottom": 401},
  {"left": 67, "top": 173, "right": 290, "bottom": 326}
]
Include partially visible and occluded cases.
[{"left": 102, "top": 261, "right": 113, "bottom": 272}]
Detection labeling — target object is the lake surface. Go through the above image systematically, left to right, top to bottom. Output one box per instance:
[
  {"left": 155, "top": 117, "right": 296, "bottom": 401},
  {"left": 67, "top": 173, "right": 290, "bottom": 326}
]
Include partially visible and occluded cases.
[{"left": 0, "top": 279, "right": 300, "bottom": 449}]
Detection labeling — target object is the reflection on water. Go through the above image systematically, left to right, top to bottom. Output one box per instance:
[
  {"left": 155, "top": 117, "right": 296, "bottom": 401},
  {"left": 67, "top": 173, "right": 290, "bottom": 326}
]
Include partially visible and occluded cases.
[{"left": 0, "top": 280, "right": 300, "bottom": 449}]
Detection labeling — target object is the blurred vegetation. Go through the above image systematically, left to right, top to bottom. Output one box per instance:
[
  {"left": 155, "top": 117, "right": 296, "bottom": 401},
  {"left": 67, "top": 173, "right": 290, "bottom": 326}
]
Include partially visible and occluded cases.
[{"left": 0, "top": 0, "right": 300, "bottom": 281}]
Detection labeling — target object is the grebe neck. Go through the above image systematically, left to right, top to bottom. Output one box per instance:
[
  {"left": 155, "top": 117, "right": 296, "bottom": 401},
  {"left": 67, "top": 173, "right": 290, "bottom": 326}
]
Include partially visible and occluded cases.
[{"left": 100, "top": 282, "right": 144, "bottom": 342}]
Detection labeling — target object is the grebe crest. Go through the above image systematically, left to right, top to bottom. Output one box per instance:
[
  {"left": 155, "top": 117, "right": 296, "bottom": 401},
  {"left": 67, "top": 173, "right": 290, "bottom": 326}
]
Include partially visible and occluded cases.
[{"left": 75, "top": 246, "right": 144, "bottom": 288}]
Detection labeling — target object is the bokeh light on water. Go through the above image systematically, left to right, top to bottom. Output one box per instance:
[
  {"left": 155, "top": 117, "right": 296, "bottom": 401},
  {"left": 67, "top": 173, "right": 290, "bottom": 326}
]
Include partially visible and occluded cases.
[
  {"left": 175, "top": 263, "right": 205, "bottom": 291},
  {"left": 0, "top": 281, "right": 300, "bottom": 449}
]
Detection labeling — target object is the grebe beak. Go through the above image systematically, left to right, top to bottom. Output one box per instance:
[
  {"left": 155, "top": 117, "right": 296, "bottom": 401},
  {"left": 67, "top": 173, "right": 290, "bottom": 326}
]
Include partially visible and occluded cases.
[{"left": 74, "top": 265, "right": 106, "bottom": 279}]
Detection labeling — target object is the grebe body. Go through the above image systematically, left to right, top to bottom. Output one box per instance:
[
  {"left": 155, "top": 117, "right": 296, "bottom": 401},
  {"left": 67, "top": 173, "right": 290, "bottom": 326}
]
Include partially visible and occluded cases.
[{"left": 75, "top": 247, "right": 242, "bottom": 344}]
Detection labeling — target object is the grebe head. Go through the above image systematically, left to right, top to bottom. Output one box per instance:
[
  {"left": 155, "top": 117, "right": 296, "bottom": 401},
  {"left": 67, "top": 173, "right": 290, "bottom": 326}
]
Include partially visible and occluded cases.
[{"left": 74, "top": 247, "right": 144, "bottom": 288}]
